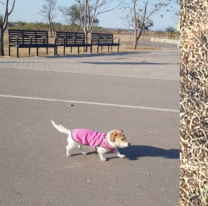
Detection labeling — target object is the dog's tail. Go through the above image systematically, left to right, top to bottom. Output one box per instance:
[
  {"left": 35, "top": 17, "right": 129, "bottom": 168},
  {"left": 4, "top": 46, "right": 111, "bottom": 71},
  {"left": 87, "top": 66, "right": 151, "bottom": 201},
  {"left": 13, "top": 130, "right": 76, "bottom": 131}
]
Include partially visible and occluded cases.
[{"left": 51, "top": 120, "right": 71, "bottom": 135}]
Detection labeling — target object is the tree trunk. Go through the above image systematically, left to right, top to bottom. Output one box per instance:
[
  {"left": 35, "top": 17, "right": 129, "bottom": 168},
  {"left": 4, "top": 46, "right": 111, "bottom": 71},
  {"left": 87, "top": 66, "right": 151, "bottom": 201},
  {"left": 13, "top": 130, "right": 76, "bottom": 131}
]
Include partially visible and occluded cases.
[
  {"left": 0, "top": 0, "right": 15, "bottom": 56},
  {"left": 132, "top": 0, "right": 137, "bottom": 49},
  {"left": 132, "top": 0, "right": 147, "bottom": 49},
  {"left": 48, "top": 15, "right": 53, "bottom": 37},
  {"left": 134, "top": 21, "right": 145, "bottom": 49},
  {"left": 0, "top": 24, "right": 4, "bottom": 56},
  {"left": 133, "top": 28, "right": 137, "bottom": 49},
  {"left": 83, "top": 29, "right": 89, "bottom": 52},
  {"left": 85, "top": 31, "right": 89, "bottom": 44}
]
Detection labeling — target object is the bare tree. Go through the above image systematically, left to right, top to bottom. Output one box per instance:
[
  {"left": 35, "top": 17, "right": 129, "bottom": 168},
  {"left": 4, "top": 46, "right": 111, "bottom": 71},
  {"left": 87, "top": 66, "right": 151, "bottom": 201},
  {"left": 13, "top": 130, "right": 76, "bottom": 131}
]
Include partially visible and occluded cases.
[
  {"left": 0, "top": 0, "right": 15, "bottom": 56},
  {"left": 39, "top": 0, "right": 57, "bottom": 36},
  {"left": 75, "top": 0, "right": 122, "bottom": 42},
  {"left": 122, "top": 0, "right": 179, "bottom": 49},
  {"left": 59, "top": 4, "right": 99, "bottom": 32}
]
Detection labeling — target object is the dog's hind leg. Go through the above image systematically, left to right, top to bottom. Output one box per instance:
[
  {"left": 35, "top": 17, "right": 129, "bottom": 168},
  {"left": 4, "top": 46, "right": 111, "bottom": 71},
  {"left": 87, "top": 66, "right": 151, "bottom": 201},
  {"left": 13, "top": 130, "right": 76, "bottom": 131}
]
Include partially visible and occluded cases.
[
  {"left": 66, "top": 135, "right": 77, "bottom": 157},
  {"left": 66, "top": 145, "right": 73, "bottom": 157},
  {"left": 78, "top": 145, "right": 88, "bottom": 155}
]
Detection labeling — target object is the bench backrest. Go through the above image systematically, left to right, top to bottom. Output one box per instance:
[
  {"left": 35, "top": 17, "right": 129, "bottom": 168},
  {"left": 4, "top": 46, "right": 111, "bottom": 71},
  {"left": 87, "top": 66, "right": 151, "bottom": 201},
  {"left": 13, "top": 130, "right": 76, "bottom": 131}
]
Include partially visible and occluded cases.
[
  {"left": 8, "top": 30, "right": 49, "bottom": 45},
  {"left": 56, "top": 31, "right": 85, "bottom": 38},
  {"left": 56, "top": 32, "right": 86, "bottom": 45},
  {"left": 91, "top": 33, "right": 113, "bottom": 44}
]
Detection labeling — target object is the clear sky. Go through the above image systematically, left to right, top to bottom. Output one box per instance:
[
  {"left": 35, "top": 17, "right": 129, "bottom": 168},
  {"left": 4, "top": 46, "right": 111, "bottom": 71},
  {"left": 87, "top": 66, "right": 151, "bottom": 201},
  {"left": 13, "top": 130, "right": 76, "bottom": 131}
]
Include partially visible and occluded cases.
[{"left": 0, "top": 0, "right": 179, "bottom": 31}]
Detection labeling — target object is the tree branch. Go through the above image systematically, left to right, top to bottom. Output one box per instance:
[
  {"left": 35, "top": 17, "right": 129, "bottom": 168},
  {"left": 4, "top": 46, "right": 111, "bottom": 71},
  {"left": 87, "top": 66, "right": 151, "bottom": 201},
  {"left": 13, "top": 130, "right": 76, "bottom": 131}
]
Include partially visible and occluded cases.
[
  {"left": 8, "top": 0, "right": 16, "bottom": 15},
  {"left": 97, "top": 1, "right": 123, "bottom": 15}
]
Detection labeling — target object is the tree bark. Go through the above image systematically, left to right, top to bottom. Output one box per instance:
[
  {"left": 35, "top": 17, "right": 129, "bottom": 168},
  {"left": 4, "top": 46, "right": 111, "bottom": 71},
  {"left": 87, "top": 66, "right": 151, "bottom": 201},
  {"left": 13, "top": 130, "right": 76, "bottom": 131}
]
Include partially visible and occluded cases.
[
  {"left": 0, "top": 0, "right": 16, "bottom": 56},
  {"left": 133, "top": 0, "right": 137, "bottom": 49},
  {"left": 134, "top": 19, "right": 145, "bottom": 49},
  {"left": 0, "top": 24, "right": 4, "bottom": 56}
]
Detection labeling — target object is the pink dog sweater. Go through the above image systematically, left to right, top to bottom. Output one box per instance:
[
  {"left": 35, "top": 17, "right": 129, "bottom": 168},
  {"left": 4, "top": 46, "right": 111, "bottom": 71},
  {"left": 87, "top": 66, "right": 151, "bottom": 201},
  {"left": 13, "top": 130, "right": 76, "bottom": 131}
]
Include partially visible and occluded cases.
[{"left": 72, "top": 129, "right": 115, "bottom": 151}]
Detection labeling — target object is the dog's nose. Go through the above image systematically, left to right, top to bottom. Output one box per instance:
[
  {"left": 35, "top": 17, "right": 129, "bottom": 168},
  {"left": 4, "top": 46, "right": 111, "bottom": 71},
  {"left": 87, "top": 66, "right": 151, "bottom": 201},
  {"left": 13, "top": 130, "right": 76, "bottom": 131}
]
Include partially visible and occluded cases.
[{"left": 128, "top": 143, "right": 131, "bottom": 146}]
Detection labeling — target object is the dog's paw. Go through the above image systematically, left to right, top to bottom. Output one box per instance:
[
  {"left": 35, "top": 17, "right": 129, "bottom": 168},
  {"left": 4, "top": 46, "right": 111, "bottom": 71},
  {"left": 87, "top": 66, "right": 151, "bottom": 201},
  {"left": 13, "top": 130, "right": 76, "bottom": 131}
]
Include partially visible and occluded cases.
[
  {"left": 82, "top": 151, "right": 88, "bottom": 155},
  {"left": 118, "top": 154, "right": 125, "bottom": 158},
  {"left": 100, "top": 157, "right": 107, "bottom": 161}
]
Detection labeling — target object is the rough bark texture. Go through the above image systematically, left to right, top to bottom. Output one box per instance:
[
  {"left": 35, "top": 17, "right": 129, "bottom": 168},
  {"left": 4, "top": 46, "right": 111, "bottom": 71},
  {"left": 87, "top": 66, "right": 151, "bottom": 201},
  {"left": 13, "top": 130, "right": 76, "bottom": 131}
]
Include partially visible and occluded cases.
[{"left": 180, "top": 0, "right": 208, "bottom": 205}]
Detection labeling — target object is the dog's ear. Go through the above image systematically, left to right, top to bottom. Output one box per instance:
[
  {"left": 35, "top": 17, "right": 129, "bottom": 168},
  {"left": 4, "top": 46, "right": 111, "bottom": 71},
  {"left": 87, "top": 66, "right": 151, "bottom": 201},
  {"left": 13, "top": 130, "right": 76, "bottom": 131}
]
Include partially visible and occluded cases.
[
  {"left": 119, "top": 130, "right": 123, "bottom": 133},
  {"left": 110, "top": 131, "right": 117, "bottom": 142}
]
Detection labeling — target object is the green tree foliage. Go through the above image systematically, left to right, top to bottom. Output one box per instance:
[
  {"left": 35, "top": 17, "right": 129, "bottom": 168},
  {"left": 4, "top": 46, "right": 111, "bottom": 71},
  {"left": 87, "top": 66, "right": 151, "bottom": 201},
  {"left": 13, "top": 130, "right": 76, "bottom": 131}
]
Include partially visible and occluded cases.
[{"left": 165, "top": 26, "right": 177, "bottom": 38}]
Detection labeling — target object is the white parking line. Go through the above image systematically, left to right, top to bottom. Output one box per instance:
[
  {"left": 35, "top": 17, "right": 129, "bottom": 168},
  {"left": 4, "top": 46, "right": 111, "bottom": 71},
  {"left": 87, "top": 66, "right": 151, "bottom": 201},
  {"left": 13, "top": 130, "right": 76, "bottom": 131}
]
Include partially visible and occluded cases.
[{"left": 0, "top": 94, "right": 179, "bottom": 113}]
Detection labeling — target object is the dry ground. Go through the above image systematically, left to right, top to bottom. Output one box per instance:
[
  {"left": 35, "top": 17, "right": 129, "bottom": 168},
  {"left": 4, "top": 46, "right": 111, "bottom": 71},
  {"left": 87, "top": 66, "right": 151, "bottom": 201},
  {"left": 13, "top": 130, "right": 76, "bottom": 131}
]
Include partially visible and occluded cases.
[{"left": 2, "top": 31, "right": 177, "bottom": 57}]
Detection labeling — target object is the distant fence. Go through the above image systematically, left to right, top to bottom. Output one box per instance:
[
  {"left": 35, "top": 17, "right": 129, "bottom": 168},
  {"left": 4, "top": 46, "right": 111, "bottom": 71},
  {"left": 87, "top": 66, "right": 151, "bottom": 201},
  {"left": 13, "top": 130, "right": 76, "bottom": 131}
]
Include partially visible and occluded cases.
[{"left": 150, "top": 38, "right": 180, "bottom": 45}]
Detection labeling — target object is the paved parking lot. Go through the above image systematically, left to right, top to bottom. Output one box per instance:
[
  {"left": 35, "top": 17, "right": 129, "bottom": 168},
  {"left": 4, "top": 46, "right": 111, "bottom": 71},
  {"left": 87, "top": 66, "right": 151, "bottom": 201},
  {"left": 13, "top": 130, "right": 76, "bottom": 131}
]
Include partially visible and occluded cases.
[{"left": 0, "top": 50, "right": 179, "bottom": 206}]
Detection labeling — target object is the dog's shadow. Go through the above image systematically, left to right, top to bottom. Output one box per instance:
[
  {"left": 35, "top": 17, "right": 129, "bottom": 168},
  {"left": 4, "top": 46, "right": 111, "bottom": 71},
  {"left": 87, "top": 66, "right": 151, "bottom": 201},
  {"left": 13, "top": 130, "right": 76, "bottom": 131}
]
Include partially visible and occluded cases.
[
  {"left": 70, "top": 145, "right": 179, "bottom": 161},
  {"left": 119, "top": 145, "right": 179, "bottom": 160}
]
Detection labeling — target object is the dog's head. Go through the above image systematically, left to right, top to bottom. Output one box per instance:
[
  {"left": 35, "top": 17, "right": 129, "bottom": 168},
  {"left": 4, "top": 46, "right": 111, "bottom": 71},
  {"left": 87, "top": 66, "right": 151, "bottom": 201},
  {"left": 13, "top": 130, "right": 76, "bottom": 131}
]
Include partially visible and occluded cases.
[{"left": 109, "top": 130, "right": 130, "bottom": 148}]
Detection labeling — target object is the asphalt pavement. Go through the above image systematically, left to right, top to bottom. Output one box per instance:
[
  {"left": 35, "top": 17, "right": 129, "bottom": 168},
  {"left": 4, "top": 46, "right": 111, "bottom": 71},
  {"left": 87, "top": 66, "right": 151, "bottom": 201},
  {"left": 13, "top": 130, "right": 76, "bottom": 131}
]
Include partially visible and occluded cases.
[{"left": 0, "top": 50, "right": 179, "bottom": 206}]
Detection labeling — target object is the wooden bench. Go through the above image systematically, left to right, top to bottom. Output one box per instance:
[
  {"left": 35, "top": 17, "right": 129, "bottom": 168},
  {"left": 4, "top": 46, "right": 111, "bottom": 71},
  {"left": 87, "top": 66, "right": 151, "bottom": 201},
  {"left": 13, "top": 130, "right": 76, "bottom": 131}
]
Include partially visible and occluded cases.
[
  {"left": 8, "top": 30, "right": 56, "bottom": 57},
  {"left": 55, "top": 32, "right": 92, "bottom": 55},
  {"left": 91, "top": 33, "right": 120, "bottom": 53}
]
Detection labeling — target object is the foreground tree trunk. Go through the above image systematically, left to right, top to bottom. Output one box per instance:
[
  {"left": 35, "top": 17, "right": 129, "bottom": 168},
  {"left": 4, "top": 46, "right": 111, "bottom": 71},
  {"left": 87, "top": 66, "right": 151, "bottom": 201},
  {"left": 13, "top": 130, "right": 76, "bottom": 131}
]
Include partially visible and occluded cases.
[{"left": 180, "top": 1, "right": 208, "bottom": 205}]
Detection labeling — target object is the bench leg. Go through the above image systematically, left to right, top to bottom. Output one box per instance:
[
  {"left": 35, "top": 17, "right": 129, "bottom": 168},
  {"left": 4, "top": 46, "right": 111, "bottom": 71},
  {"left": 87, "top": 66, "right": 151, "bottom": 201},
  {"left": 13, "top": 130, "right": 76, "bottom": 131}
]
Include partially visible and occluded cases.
[
  {"left": 9, "top": 46, "right": 11, "bottom": 56},
  {"left": 63, "top": 46, "right": 65, "bottom": 55},
  {"left": 90, "top": 46, "right": 92, "bottom": 54},
  {"left": 97, "top": 46, "right": 99, "bottom": 53},
  {"left": 101, "top": 46, "right": 102, "bottom": 52},
  {"left": 108, "top": 46, "right": 109, "bottom": 53},
  {"left": 111, "top": 46, "right": 112, "bottom": 52},
  {"left": 118, "top": 46, "right": 119, "bottom": 52},
  {"left": 29, "top": 47, "right": 31, "bottom": 56},
  {"left": 46, "top": 47, "right": 48, "bottom": 55},
  {"left": 70, "top": 47, "right": 72, "bottom": 53},
  {"left": 78, "top": 47, "right": 79, "bottom": 54},
  {"left": 37, "top": 48, "right": 39, "bottom": 56}
]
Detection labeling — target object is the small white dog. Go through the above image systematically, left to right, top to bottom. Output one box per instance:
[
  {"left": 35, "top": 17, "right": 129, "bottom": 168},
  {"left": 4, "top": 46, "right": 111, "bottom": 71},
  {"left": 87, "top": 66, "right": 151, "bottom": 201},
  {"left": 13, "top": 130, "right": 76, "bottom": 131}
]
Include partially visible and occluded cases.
[{"left": 51, "top": 120, "right": 130, "bottom": 161}]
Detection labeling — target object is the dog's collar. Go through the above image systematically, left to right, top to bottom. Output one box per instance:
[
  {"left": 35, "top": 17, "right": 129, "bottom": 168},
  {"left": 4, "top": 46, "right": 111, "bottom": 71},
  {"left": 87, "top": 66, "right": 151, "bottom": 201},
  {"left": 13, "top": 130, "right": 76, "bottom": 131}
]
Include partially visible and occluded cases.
[{"left": 100, "top": 136, "right": 115, "bottom": 151}]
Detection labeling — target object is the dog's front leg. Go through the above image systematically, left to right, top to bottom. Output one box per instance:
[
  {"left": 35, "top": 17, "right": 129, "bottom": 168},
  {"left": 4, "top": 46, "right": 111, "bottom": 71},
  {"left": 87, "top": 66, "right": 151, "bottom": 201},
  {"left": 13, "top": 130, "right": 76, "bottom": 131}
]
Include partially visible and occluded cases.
[
  {"left": 97, "top": 147, "right": 108, "bottom": 161},
  {"left": 114, "top": 148, "right": 125, "bottom": 158}
]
